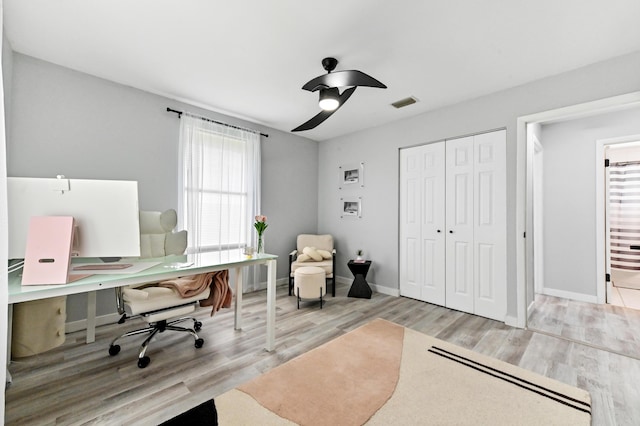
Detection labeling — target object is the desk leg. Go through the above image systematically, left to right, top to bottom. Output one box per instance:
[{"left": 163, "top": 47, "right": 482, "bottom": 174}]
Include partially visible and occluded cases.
[
  {"left": 265, "top": 259, "right": 276, "bottom": 351},
  {"left": 234, "top": 266, "right": 243, "bottom": 330},
  {"left": 86, "top": 291, "right": 97, "bottom": 343},
  {"left": 7, "top": 304, "right": 13, "bottom": 366},
  {"left": 7, "top": 305, "right": 13, "bottom": 386}
]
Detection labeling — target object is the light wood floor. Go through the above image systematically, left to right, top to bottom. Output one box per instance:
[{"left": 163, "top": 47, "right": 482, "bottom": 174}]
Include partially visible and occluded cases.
[
  {"left": 6, "top": 284, "right": 640, "bottom": 425},
  {"left": 528, "top": 293, "right": 640, "bottom": 361}
]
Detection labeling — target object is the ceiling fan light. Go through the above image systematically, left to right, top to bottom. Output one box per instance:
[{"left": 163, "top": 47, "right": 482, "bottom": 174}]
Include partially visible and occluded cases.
[{"left": 319, "top": 88, "right": 340, "bottom": 111}]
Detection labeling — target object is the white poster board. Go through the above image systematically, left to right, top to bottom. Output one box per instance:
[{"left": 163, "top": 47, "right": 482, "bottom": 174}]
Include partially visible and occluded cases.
[{"left": 8, "top": 177, "right": 141, "bottom": 260}]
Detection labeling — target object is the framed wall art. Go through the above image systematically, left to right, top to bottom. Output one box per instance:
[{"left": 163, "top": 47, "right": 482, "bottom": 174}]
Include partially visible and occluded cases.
[
  {"left": 339, "top": 162, "right": 364, "bottom": 189},
  {"left": 340, "top": 196, "right": 362, "bottom": 218}
]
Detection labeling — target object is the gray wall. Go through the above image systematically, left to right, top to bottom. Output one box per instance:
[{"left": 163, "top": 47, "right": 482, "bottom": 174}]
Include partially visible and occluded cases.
[
  {"left": 1, "top": 27, "right": 12, "bottom": 413},
  {"left": 3, "top": 35, "right": 12, "bottom": 145},
  {"left": 7, "top": 47, "right": 640, "bottom": 323},
  {"left": 318, "top": 50, "right": 640, "bottom": 319},
  {"left": 7, "top": 53, "right": 319, "bottom": 321},
  {"left": 540, "top": 106, "right": 640, "bottom": 297}
]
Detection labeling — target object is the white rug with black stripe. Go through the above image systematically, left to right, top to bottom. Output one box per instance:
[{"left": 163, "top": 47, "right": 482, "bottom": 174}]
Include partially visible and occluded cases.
[{"left": 215, "top": 319, "right": 591, "bottom": 425}]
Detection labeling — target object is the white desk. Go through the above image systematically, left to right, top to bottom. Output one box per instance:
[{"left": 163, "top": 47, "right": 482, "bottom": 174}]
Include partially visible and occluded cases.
[{"left": 7, "top": 250, "right": 278, "bottom": 361}]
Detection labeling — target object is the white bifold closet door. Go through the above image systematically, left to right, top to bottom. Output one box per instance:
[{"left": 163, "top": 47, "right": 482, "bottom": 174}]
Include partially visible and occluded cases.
[
  {"left": 399, "top": 129, "right": 506, "bottom": 322},
  {"left": 472, "top": 131, "right": 507, "bottom": 319},
  {"left": 445, "top": 136, "right": 475, "bottom": 313},
  {"left": 399, "top": 142, "right": 446, "bottom": 305}
]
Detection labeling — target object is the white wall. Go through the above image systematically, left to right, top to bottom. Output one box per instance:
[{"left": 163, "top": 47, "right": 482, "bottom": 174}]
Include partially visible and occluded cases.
[
  {"left": 0, "top": 8, "right": 10, "bottom": 420},
  {"left": 6, "top": 46, "right": 640, "bottom": 325},
  {"left": 319, "top": 50, "right": 640, "bottom": 318},
  {"left": 7, "top": 53, "right": 319, "bottom": 321},
  {"left": 540, "top": 106, "right": 640, "bottom": 298}
]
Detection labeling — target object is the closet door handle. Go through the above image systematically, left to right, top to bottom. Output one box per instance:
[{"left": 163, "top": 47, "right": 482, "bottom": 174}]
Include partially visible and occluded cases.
[
  {"left": 437, "top": 230, "right": 441, "bottom": 233},
  {"left": 449, "top": 230, "right": 454, "bottom": 234}
]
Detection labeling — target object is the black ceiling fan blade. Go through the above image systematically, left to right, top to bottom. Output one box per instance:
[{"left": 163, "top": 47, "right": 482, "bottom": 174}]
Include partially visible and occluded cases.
[
  {"left": 302, "top": 70, "right": 386, "bottom": 92},
  {"left": 292, "top": 87, "right": 357, "bottom": 132},
  {"left": 291, "top": 110, "right": 335, "bottom": 132}
]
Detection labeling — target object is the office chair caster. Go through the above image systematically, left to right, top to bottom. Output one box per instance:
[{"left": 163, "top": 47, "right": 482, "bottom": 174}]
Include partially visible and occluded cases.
[
  {"left": 194, "top": 321, "right": 202, "bottom": 331},
  {"left": 195, "top": 338, "right": 204, "bottom": 348},
  {"left": 108, "top": 344, "right": 121, "bottom": 356},
  {"left": 138, "top": 356, "right": 151, "bottom": 369}
]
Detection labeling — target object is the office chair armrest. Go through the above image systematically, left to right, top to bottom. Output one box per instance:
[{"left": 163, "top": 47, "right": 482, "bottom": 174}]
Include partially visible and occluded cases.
[{"left": 289, "top": 249, "right": 297, "bottom": 257}]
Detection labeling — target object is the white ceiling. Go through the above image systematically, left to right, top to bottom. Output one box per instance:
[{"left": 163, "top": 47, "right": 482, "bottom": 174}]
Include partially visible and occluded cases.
[{"left": 4, "top": 0, "right": 640, "bottom": 141}]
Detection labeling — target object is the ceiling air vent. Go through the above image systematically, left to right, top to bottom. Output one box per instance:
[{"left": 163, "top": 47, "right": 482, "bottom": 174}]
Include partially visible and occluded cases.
[{"left": 391, "top": 96, "right": 418, "bottom": 109}]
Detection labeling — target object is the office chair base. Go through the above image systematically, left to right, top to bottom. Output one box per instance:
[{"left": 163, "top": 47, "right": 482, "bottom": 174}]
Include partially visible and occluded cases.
[
  {"left": 108, "top": 316, "right": 204, "bottom": 368},
  {"left": 138, "top": 356, "right": 150, "bottom": 369}
]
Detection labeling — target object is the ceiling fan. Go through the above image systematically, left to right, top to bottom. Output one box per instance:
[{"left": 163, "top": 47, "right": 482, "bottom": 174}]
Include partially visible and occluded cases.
[{"left": 291, "top": 57, "right": 387, "bottom": 132}]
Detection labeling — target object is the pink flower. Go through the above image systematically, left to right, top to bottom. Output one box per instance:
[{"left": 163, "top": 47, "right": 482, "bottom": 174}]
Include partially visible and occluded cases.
[{"left": 254, "top": 214, "right": 268, "bottom": 235}]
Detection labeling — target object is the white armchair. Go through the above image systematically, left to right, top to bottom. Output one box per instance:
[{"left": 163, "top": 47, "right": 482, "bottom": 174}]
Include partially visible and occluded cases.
[{"left": 289, "top": 234, "right": 336, "bottom": 297}]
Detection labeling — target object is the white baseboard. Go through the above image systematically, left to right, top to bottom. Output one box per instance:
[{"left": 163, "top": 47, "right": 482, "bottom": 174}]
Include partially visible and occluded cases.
[
  {"left": 335, "top": 275, "right": 400, "bottom": 297},
  {"left": 335, "top": 276, "right": 351, "bottom": 286},
  {"left": 65, "top": 277, "right": 404, "bottom": 332},
  {"left": 251, "top": 277, "right": 289, "bottom": 292},
  {"left": 66, "top": 279, "right": 292, "bottom": 332},
  {"left": 372, "top": 284, "right": 399, "bottom": 297},
  {"left": 540, "top": 287, "right": 598, "bottom": 304},
  {"left": 67, "top": 313, "right": 122, "bottom": 333},
  {"left": 504, "top": 315, "right": 519, "bottom": 328}
]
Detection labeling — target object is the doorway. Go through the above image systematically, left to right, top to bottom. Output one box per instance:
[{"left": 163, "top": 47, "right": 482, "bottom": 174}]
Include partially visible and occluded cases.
[
  {"left": 517, "top": 92, "right": 640, "bottom": 328},
  {"left": 518, "top": 94, "right": 640, "bottom": 359},
  {"left": 605, "top": 140, "right": 640, "bottom": 310}
]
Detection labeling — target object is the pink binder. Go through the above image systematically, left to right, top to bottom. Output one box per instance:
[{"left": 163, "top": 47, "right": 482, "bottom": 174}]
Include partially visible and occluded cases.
[{"left": 21, "top": 216, "right": 89, "bottom": 285}]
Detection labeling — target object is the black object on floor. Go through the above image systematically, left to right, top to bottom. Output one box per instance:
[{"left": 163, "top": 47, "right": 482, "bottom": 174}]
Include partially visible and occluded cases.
[
  {"left": 347, "top": 260, "right": 373, "bottom": 299},
  {"left": 160, "top": 399, "right": 218, "bottom": 426}
]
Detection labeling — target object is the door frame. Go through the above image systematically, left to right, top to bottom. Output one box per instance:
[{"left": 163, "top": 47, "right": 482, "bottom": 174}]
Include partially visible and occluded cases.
[
  {"left": 515, "top": 91, "right": 640, "bottom": 328},
  {"left": 532, "top": 135, "right": 543, "bottom": 295}
]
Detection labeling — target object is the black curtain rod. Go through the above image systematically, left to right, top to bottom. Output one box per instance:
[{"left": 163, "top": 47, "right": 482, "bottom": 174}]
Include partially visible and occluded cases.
[{"left": 167, "top": 107, "right": 268, "bottom": 138}]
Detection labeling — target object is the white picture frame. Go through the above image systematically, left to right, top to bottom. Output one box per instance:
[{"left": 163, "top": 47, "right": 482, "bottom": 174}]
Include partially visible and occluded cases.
[
  {"left": 339, "top": 162, "right": 364, "bottom": 189},
  {"left": 340, "top": 196, "right": 362, "bottom": 218}
]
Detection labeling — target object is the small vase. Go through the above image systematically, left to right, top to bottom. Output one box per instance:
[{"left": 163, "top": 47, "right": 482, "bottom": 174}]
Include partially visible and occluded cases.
[{"left": 257, "top": 234, "right": 264, "bottom": 254}]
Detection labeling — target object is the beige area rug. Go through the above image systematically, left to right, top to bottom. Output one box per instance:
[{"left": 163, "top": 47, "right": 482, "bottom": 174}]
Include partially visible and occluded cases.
[{"left": 216, "top": 319, "right": 591, "bottom": 425}]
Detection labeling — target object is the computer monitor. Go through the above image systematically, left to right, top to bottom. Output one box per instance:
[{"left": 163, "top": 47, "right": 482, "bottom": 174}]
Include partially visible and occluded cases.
[{"left": 8, "top": 177, "right": 141, "bottom": 260}]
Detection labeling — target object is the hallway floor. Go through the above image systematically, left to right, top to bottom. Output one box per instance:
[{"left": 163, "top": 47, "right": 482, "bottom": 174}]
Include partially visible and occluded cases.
[
  {"left": 610, "top": 285, "right": 640, "bottom": 310},
  {"left": 527, "top": 293, "right": 640, "bottom": 361}
]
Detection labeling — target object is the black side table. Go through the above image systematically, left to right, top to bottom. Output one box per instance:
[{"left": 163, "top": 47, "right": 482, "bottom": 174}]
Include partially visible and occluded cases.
[{"left": 347, "top": 260, "right": 372, "bottom": 299}]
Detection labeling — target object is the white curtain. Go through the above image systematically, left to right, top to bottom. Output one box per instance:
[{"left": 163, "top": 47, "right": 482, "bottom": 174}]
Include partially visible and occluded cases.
[{"left": 178, "top": 114, "right": 261, "bottom": 260}]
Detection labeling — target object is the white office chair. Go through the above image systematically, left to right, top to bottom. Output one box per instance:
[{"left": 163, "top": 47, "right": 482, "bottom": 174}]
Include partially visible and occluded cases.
[{"left": 108, "top": 209, "right": 210, "bottom": 368}]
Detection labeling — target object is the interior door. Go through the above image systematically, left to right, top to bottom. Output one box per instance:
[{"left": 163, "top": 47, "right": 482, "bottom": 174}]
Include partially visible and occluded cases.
[
  {"left": 472, "top": 130, "right": 507, "bottom": 321},
  {"left": 445, "top": 136, "right": 475, "bottom": 313},
  {"left": 399, "top": 143, "right": 446, "bottom": 304},
  {"left": 420, "top": 143, "right": 446, "bottom": 304},
  {"left": 399, "top": 147, "right": 423, "bottom": 300}
]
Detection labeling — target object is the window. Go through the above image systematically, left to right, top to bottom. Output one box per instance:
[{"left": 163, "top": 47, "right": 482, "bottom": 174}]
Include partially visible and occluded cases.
[{"left": 179, "top": 114, "right": 260, "bottom": 254}]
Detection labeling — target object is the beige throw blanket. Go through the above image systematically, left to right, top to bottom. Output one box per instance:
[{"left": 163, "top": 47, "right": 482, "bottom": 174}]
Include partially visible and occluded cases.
[{"left": 158, "top": 270, "right": 232, "bottom": 316}]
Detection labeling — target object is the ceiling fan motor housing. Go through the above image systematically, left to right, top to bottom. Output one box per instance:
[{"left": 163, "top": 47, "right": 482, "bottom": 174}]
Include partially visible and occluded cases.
[{"left": 322, "top": 57, "right": 338, "bottom": 73}]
